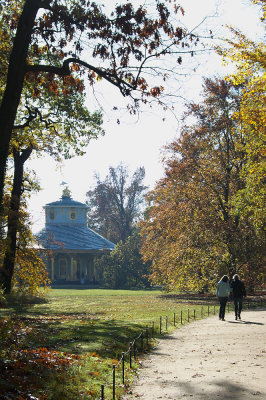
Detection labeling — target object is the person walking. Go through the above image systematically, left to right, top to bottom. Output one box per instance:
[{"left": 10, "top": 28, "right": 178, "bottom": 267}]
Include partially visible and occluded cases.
[
  {"left": 230, "top": 274, "right": 246, "bottom": 320},
  {"left": 216, "top": 275, "right": 231, "bottom": 321}
]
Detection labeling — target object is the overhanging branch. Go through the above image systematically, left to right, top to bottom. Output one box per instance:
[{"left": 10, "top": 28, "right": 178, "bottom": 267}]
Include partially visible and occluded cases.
[{"left": 25, "top": 57, "right": 137, "bottom": 96}]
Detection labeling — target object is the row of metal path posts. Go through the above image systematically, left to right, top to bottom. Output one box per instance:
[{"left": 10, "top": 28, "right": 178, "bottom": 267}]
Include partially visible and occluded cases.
[{"left": 99, "top": 299, "right": 265, "bottom": 399}]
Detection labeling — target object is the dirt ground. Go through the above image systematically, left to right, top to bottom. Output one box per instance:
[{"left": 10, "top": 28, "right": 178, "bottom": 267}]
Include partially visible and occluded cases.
[{"left": 123, "top": 308, "right": 266, "bottom": 400}]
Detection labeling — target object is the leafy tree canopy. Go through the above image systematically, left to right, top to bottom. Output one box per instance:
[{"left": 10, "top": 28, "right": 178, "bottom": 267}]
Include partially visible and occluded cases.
[{"left": 96, "top": 230, "right": 150, "bottom": 289}]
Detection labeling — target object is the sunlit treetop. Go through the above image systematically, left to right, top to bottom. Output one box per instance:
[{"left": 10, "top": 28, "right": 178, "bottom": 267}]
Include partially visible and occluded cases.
[{"left": 215, "top": 0, "right": 265, "bottom": 233}]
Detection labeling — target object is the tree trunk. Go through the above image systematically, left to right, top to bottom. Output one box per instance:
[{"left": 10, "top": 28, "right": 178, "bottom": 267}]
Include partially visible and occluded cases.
[
  {"left": 0, "top": 0, "right": 39, "bottom": 214},
  {"left": 1, "top": 147, "right": 32, "bottom": 294}
]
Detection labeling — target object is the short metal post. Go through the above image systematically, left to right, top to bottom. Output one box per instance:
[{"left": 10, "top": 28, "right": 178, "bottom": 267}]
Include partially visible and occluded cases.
[
  {"left": 208, "top": 305, "right": 210, "bottom": 316},
  {"left": 201, "top": 306, "right": 203, "bottom": 318},
  {"left": 188, "top": 309, "right": 190, "bottom": 322},
  {"left": 194, "top": 309, "right": 196, "bottom": 320},
  {"left": 181, "top": 310, "right": 183, "bottom": 325},
  {"left": 174, "top": 312, "right": 176, "bottom": 326},
  {"left": 160, "top": 316, "right": 162, "bottom": 334},
  {"left": 165, "top": 316, "right": 168, "bottom": 331},
  {"left": 152, "top": 321, "right": 154, "bottom": 338},
  {"left": 129, "top": 343, "right": 132, "bottom": 368},
  {"left": 122, "top": 352, "right": 125, "bottom": 384},
  {"left": 113, "top": 365, "right": 116, "bottom": 400},
  {"left": 101, "top": 385, "right": 104, "bottom": 400}
]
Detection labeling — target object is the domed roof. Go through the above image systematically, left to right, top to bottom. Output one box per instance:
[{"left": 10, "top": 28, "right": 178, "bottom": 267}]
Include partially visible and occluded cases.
[
  {"left": 37, "top": 190, "right": 115, "bottom": 251},
  {"left": 44, "top": 194, "right": 88, "bottom": 209},
  {"left": 37, "top": 224, "right": 115, "bottom": 251}
]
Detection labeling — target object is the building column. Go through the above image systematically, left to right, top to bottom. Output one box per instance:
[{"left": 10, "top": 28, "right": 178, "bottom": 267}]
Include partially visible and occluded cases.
[
  {"left": 51, "top": 257, "right": 55, "bottom": 281},
  {"left": 71, "top": 257, "right": 74, "bottom": 280}
]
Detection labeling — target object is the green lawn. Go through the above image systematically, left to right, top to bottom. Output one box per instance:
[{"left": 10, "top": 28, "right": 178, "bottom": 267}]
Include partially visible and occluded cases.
[{"left": 0, "top": 289, "right": 219, "bottom": 399}]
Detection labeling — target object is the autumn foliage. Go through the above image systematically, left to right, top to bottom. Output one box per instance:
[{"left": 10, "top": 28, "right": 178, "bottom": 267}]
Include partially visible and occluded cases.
[
  {"left": 216, "top": 5, "right": 265, "bottom": 234},
  {"left": 140, "top": 78, "right": 265, "bottom": 293},
  {"left": 1, "top": 194, "right": 50, "bottom": 295},
  {"left": 0, "top": 317, "right": 82, "bottom": 399}
]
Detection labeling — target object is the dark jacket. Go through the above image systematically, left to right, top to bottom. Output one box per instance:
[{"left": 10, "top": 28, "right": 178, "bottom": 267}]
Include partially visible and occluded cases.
[{"left": 231, "top": 280, "right": 246, "bottom": 298}]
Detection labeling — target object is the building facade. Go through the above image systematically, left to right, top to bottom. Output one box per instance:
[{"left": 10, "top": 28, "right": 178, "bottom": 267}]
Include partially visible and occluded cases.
[{"left": 37, "top": 192, "right": 115, "bottom": 285}]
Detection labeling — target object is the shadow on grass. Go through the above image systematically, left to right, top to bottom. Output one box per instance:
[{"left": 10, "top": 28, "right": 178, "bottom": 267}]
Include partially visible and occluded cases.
[
  {"left": 51, "top": 285, "right": 155, "bottom": 291},
  {"left": 160, "top": 292, "right": 266, "bottom": 301},
  {"left": 4, "top": 293, "right": 48, "bottom": 305},
  {"left": 159, "top": 293, "right": 218, "bottom": 305},
  {"left": 1, "top": 300, "right": 103, "bottom": 317},
  {"left": 0, "top": 312, "right": 147, "bottom": 399},
  {"left": 7, "top": 315, "right": 147, "bottom": 360}
]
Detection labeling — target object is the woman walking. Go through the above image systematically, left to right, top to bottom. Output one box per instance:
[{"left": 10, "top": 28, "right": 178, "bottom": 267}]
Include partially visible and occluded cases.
[{"left": 216, "top": 275, "right": 231, "bottom": 321}]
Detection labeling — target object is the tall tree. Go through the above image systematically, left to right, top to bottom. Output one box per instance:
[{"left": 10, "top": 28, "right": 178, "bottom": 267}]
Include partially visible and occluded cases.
[
  {"left": 0, "top": 0, "right": 202, "bottom": 213},
  {"left": 216, "top": 0, "right": 266, "bottom": 235},
  {"left": 140, "top": 78, "right": 264, "bottom": 293},
  {"left": 86, "top": 164, "right": 147, "bottom": 243},
  {"left": 1, "top": 176, "right": 50, "bottom": 296}
]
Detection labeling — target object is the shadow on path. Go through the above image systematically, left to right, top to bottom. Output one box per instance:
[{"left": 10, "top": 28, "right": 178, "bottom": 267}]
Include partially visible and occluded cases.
[
  {"left": 227, "top": 320, "right": 264, "bottom": 325},
  {"left": 161, "top": 379, "right": 264, "bottom": 400}
]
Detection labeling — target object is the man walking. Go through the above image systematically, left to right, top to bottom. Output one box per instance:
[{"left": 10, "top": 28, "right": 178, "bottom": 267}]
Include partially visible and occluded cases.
[{"left": 231, "top": 274, "right": 246, "bottom": 320}]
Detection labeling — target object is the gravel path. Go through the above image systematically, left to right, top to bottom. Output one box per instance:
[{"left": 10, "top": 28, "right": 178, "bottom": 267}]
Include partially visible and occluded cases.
[{"left": 123, "top": 308, "right": 266, "bottom": 400}]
